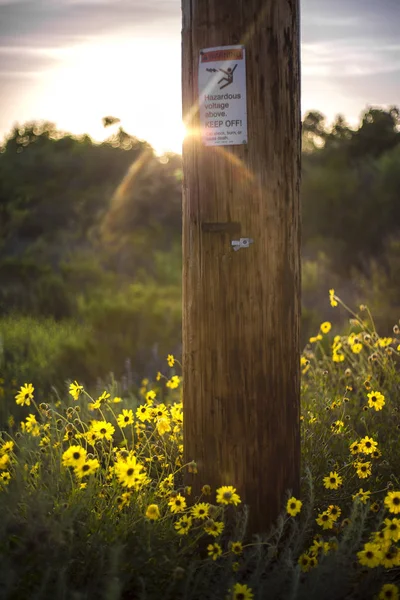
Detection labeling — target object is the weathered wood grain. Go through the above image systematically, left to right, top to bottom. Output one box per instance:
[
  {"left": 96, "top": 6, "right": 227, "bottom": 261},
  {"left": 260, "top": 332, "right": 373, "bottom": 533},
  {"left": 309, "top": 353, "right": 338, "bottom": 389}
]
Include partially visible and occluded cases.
[{"left": 182, "top": 0, "right": 301, "bottom": 533}]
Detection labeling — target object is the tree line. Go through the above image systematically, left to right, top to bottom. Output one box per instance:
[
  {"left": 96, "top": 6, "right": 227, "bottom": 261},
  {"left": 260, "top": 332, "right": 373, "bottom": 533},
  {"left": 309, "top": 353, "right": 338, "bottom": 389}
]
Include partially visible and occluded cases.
[{"left": 0, "top": 106, "right": 399, "bottom": 398}]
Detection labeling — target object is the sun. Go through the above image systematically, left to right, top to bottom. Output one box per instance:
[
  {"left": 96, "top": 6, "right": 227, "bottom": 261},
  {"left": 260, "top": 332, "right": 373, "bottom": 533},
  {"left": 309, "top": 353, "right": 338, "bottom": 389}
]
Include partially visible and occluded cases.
[
  {"left": 38, "top": 35, "right": 184, "bottom": 154},
  {"left": 149, "top": 121, "right": 187, "bottom": 156}
]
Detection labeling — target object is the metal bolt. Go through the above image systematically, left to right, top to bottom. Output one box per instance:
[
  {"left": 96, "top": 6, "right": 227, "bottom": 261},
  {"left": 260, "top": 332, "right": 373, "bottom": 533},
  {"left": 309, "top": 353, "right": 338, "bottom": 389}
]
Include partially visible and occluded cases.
[{"left": 231, "top": 237, "right": 254, "bottom": 251}]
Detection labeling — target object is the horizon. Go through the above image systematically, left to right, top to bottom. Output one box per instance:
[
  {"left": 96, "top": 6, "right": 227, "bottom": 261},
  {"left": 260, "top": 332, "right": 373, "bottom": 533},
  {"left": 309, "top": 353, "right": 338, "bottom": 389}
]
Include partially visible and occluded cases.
[{"left": 0, "top": 0, "right": 399, "bottom": 153}]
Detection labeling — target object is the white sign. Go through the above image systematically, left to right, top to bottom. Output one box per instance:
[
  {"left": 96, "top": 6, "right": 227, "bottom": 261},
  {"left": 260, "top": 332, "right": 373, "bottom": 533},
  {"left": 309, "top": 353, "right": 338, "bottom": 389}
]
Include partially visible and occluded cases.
[{"left": 198, "top": 45, "right": 248, "bottom": 147}]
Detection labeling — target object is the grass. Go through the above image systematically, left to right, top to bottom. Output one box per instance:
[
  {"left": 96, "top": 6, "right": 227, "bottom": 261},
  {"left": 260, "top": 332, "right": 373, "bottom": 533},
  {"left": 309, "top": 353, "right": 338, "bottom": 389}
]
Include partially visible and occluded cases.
[{"left": 0, "top": 292, "right": 399, "bottom": 599}]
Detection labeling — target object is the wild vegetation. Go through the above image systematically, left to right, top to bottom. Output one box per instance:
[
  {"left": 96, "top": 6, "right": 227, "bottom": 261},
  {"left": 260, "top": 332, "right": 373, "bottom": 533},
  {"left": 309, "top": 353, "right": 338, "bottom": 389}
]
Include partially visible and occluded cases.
[
  {"left": 1, "top": 106, "right": 400, "bottom": 598},
  {"left": 1, "top": 107, "right": 400, "bottom": 403},
  {"left": 1, "top": 295, "right": 400, "bottom": 599}
]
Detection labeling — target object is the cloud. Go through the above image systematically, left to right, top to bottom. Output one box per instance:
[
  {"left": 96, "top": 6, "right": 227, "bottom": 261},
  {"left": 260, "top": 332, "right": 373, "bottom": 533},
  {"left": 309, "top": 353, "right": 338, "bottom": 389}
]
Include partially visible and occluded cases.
[
  {"left": 0, "top": 0, "right": 180, "bottom": 48},
  {"left": 0, "top": 0, "right": 399, "bottom": 143},
  {"left": 0, "top": 0, "right": 180, "bottom": 90},
  {"left": 300, "top": 0, "right": 400, "bottom": 121},
  {"left": 302, "top": 0, "right": 400, "bottom": 46},
  {"left": 302, "top": 40, "right": 400, "bottom": 78},
  {"left": 0, "top": 46, "right": 59, "bottom": 76}
]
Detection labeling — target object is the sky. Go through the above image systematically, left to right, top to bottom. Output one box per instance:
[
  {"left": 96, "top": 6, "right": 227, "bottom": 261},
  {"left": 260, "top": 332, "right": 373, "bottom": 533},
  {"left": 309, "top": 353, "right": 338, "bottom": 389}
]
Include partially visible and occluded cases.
[{"left": 0, "top": 0, "right": 399, "bottom": 154}]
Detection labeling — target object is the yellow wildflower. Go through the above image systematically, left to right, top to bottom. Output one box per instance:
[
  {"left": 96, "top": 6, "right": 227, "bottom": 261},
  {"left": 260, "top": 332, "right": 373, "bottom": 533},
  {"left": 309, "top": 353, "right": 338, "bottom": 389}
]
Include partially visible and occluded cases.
[
  {"left": 329, "top": 289, "right": 338, "bottom": 307},
  {"left": 320, "top": 321, "right": 332, "bottom": 334},
  {"left": 309, "top": 334, "right": 323, "bottom": 343},
  {"left": 377, "top": 337, "right": 393, "bottom": 348},
  {"left": 352, "top": 342, "right": 363, "bottom": 354},
  {"left": 333, "top": 350, "right": 345, "bottom": 362},
  {"left": 300, "top": 356, "right": 310, "bottom": 374},
  {"left": 166, "top": 375, "right": 180, "bottom": 389},
  {"left": 69, "top": 381, "right": 83, "bottom": 401},
  {"left": 15, "top": 383, "right": 34, "bottom": 407},
  {"left": 146, "top": 390, "right": 156, "bottom": 404},
  {"left": 367, "top": 391, "right": 385, "bottom": 411},
  {"left": 170, "top": 402, "right": 183, "bottom": 422},
  {"left": 151, "top": 403, "right": 169, "bottom": 419},
  {"left": 136, "top": 404, "right": 152, "bottom": 422},
  {"left": 117, "top": 409, "right": 134, "bottom": 428},
  {"left": 156, "top": 416, "right": 171, "bottom": 436},
  {"left": 91, "top": 420, "right": 115, "bottom": 441},
  {"left": 331, "top": 420, "right": 344, "bottom": 433},
  {"left": 359, "top": 436, "right": 378, "bottom": 454},
  {"left": 350, "top": 440, "right": 361, "bottom": 455},
  {"left": 0, "top": 441, "right": 14, "bottom": 455},
  {"left": 62, "top": 445, "right": 87, "bottom": 468},
  {"left": 0, "top": 454, "right": 10, "bottom": 470},
  {"left": 115, "top": 457, "right": 145, "bottom": 489},
  {"left": 74, "top": 458, "right": 100, "bottom": 478},
  {"left": 354, "top": 461, "right": 372, "bottom": 479},
  {"left": 0, "top": 471, "right": 11, "bottom": 485},
  {"left": 323, "top": 471, "right": 343, "bottom": 490},
  {"left": 157, "top": 474, "right": 174, "bottom": 496},
  {"left": 216, "top": 485, "right": 241, "bottom": 506},
  {"left": 352, "top": 489, "right": 371, "bottom": 504},
  {"left": 384, "top": 491, "right": 400, "bottom": 515},
  {"left": 116, "top": 492, "right": 132, "bottom": 510},
  {"left": 168, "top": 493, "right": 187, "bottom": 513},
  {"left": 286, "top": 496, "right": 302, "bottom": 516},
  {"left": 370, "top": 502, "right": 380, "bottom": 513},
  {"left": 145, "top": 504, "right": 160, "bottom": 520},
  {"left": 326, "top": 505, "right": 341, "bottom": 520},
  {"left": 316, "top": 512, "right": 334, "bottom": 530},
  {"left": 175, "top": 514, "right": 192, "bottom": 535},
  {"left": 383, "top": 517, "right": 400, "bottom": 542},
  {"left": 204, "top": 519, "right": 224, "bottom": 537},
  {"left": 229, "top": 541, "right": 243, "bottom": 555},
  {"left": 357, "top": 542, "right": 383, "bottom": 568},
  {"left": 207, "top": 543, "right": 222, "bottom": 561},
  {"left": 298, "top": 553, "right": 312, "bottom": 572},
  {"left": 231, "top": 583, "right": 254, "bottom": 600},
  {"left": 378, "top": 583, "right": 399, "bottom": 600},
  {"left": 378, "top": 584, "right": 399, "bottom": 600}
]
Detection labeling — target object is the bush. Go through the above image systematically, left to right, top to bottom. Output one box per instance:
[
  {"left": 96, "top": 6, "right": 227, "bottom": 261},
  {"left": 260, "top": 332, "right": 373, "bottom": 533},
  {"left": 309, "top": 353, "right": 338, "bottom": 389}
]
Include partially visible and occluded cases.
[
  {"left": 0, "top": 281, "right": 182, "bottom": 423},
  {"left": 0, "top": 296, "right": 400, "bottom": 599},
  {"left": 0, "top": 316, "right": 91, "bottom": 424}
]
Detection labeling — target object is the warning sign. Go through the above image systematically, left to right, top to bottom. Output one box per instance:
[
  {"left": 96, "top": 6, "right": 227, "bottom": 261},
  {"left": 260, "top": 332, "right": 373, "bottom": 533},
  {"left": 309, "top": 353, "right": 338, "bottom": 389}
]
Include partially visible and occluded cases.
[{"left": 199, "top": 45, "right": 248, "bottom": 147}]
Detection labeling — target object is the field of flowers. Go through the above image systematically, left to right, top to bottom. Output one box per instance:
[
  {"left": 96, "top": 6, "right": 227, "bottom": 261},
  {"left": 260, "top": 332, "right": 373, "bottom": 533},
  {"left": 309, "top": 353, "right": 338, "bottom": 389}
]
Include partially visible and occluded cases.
[{"left": 0, "top": 291, "right": 399, "bottom": 599}]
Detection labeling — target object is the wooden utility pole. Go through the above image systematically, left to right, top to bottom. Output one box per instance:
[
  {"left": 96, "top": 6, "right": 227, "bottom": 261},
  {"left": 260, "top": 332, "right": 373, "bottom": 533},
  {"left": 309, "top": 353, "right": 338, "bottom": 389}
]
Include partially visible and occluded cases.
[{"left": 182, "top": 0, "right": 301, "bottom": 533}]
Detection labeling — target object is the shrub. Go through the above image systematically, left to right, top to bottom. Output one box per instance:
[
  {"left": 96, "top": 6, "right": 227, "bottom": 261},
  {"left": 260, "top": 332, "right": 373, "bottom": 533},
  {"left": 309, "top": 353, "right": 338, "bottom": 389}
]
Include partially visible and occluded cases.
[{"left": 0, "top": 297, "right": 400, "bottom": 599}]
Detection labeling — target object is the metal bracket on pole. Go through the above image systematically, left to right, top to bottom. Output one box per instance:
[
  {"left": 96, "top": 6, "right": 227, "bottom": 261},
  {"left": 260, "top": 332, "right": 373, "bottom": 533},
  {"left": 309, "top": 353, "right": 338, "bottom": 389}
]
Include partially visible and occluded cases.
[{"left": 231, "top": 237, "right": 254, "bottom": 251}]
